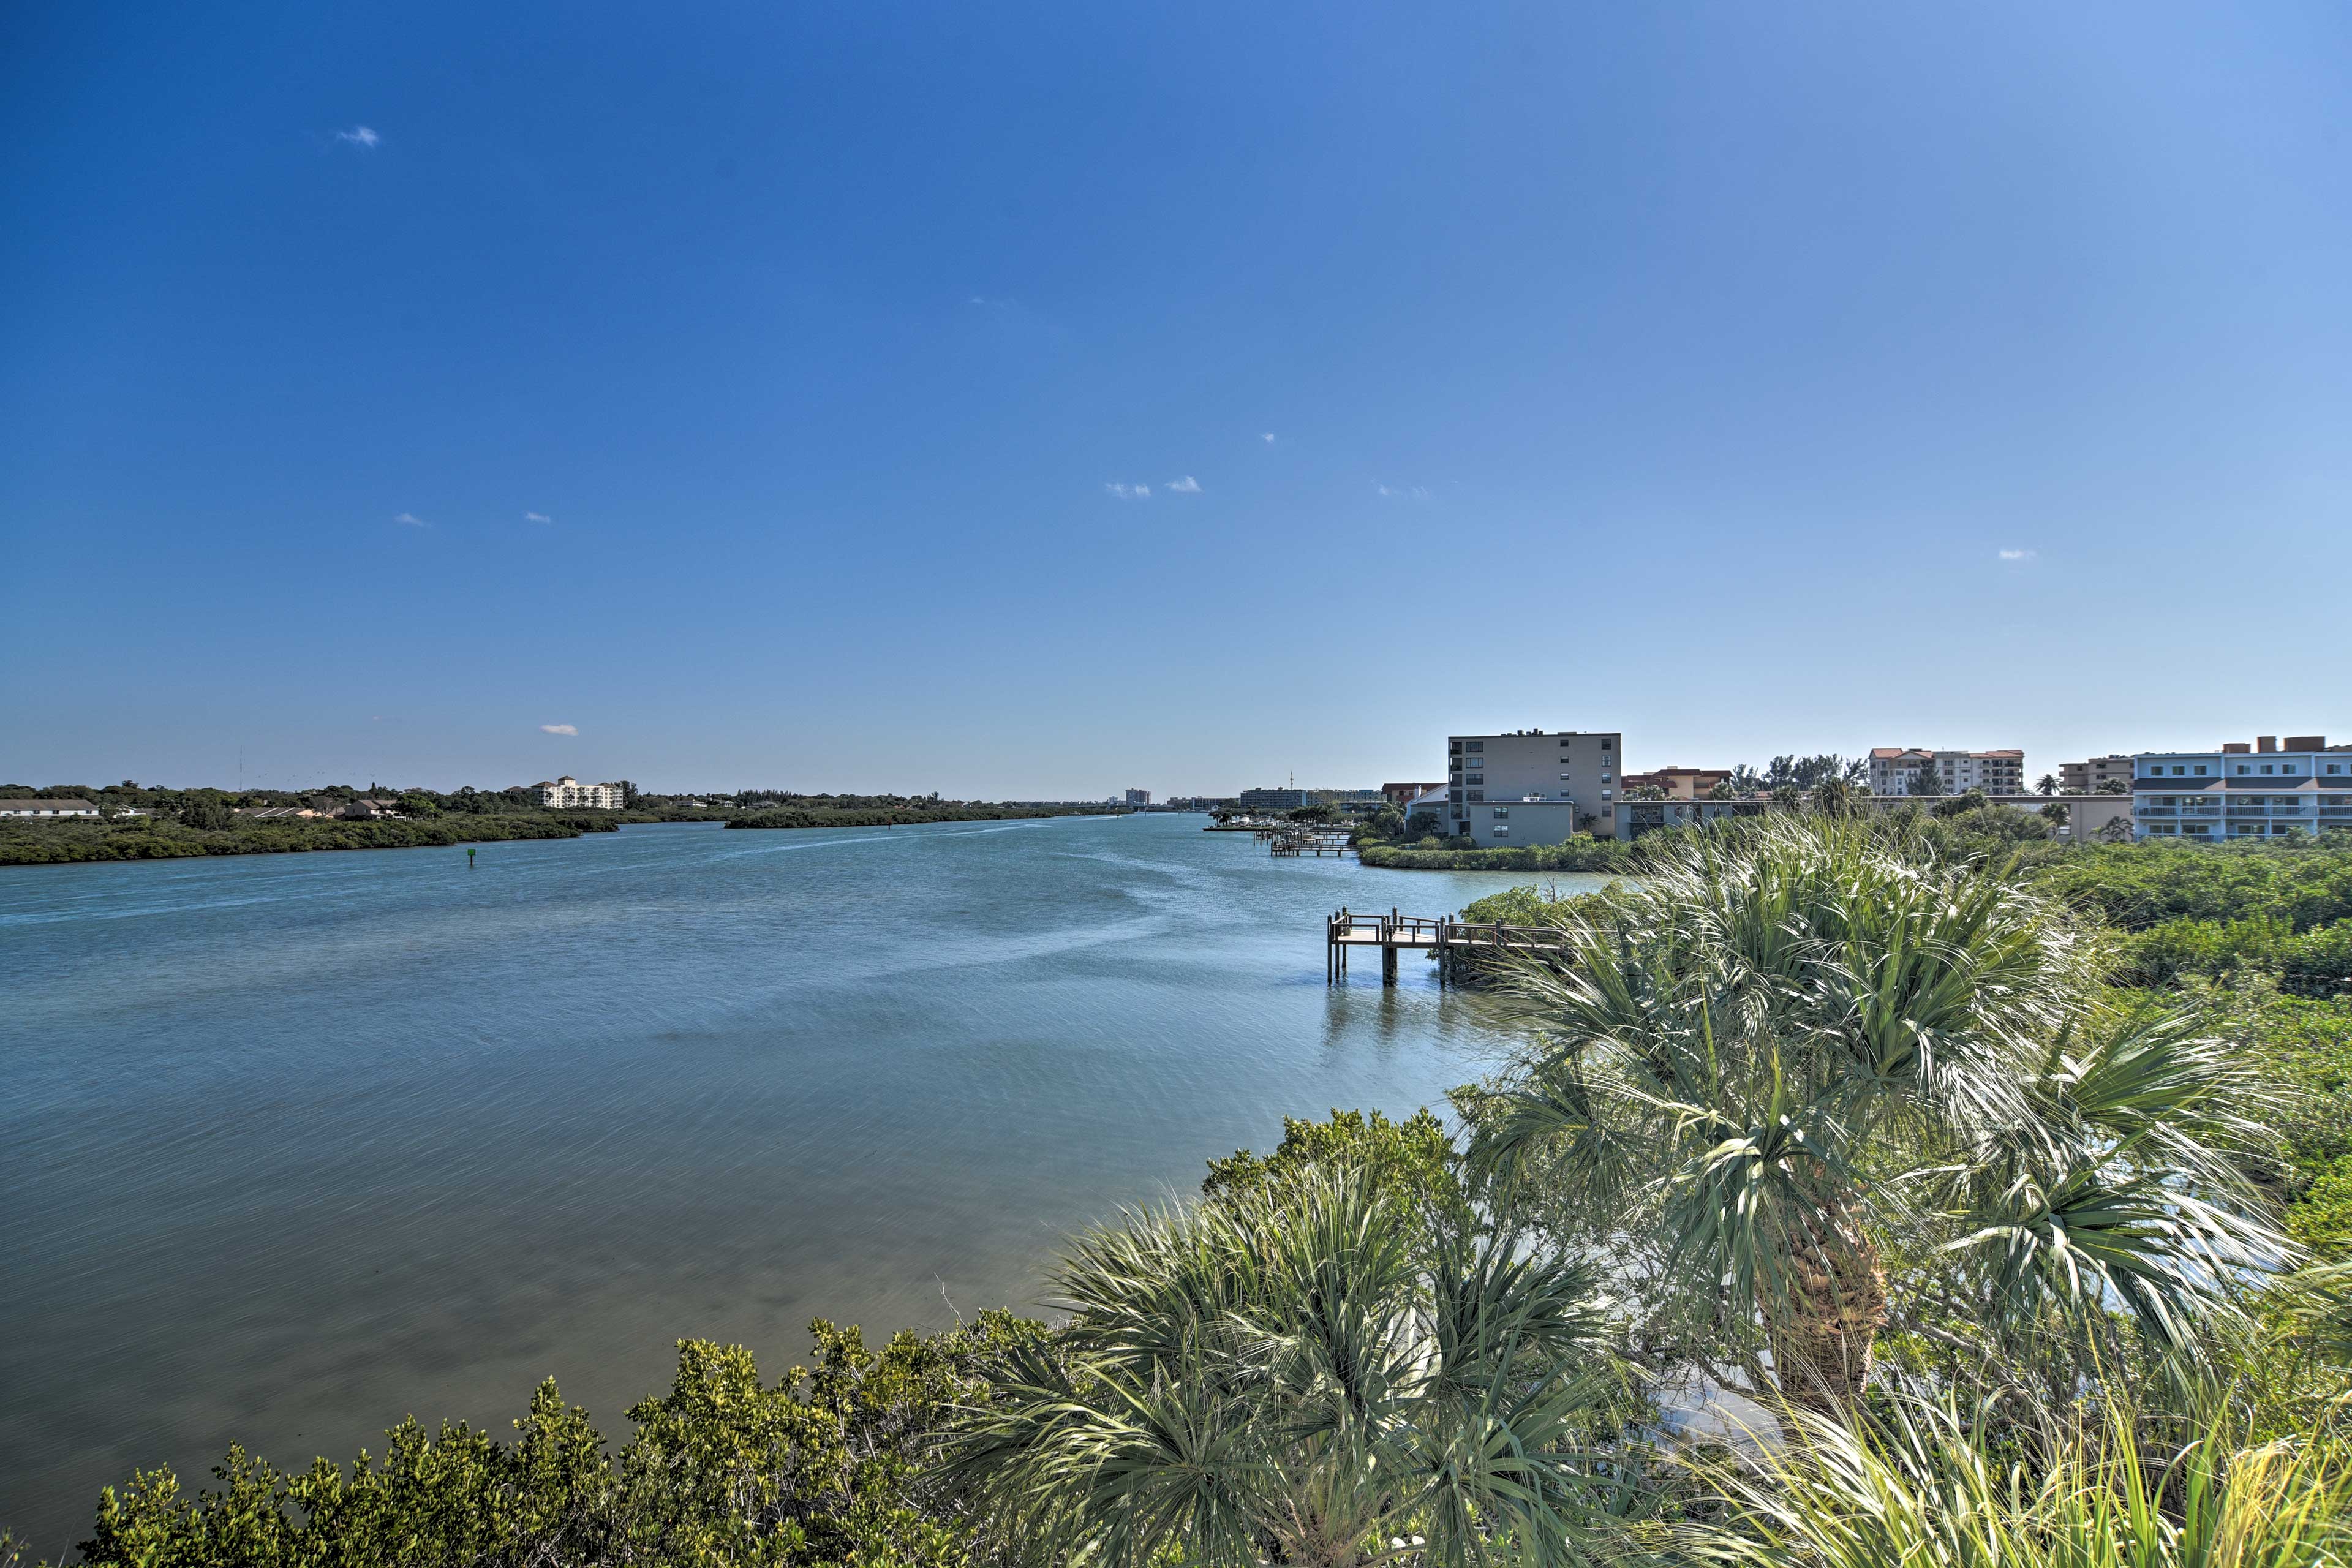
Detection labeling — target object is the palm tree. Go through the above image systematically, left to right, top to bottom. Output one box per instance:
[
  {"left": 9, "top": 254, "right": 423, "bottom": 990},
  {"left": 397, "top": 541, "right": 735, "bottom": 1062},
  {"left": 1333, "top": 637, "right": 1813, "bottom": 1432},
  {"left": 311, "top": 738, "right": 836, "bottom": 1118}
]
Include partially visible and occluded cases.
[
  {"left": 2037, "top": 772, "right": 2060, "bottom": 796},
  {"left": 1468, "top": 816, "right": 2280, "bottom": 1416},
  {"left": 947, "top": 1167, "right": 1623, "bottom": 1567}
]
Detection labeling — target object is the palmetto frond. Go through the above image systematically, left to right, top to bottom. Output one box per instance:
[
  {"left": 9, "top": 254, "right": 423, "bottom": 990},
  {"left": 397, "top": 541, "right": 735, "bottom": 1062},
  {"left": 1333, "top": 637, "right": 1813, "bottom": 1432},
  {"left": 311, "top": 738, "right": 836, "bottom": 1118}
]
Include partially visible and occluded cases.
[
  {"left": 1463, "top": 815, "right": 2285, "bottom": 1405},
  {"left": 947, "top": 1167, "right": 1627, "bottom": 1567}
]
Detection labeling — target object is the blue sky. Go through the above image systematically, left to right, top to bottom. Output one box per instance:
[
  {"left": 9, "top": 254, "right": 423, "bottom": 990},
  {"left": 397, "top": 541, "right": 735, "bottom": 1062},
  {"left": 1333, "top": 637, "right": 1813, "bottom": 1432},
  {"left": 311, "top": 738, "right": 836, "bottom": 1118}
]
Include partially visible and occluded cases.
[{"left": 4, "top": 3, "right": 2348, "bottom": 797}]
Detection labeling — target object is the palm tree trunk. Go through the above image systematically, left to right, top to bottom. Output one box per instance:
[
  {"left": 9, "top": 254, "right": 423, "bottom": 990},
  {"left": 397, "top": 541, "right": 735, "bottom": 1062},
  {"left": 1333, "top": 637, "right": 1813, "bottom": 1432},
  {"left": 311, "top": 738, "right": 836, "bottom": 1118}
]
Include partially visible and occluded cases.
[{"left": 1768, "top": 1213, "right": 1888, "bottom": 1414}]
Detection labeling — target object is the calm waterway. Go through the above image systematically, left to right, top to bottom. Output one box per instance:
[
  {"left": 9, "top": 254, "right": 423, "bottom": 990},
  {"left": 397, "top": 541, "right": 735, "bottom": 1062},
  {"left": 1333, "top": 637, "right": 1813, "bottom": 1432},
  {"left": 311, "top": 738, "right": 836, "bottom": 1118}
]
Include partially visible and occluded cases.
[{"left": 1, "top": 813, "right": 1608, "bottom": 1545}]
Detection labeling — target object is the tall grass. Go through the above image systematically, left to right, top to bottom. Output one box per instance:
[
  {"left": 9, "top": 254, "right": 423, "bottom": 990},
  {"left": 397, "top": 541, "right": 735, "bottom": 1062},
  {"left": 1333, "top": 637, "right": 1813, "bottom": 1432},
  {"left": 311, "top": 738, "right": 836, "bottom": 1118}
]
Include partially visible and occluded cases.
[{"left": 1686, "top": 1389, "right": 2352, "bottom": 1568}]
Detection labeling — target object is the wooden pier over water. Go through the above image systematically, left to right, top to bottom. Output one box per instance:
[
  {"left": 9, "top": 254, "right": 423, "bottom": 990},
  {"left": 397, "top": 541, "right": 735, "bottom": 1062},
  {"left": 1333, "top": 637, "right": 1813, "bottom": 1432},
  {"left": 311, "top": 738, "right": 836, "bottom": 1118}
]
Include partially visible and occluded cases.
[{"left": 1325, "top": 907, "right": 1572, "bottom": 985}]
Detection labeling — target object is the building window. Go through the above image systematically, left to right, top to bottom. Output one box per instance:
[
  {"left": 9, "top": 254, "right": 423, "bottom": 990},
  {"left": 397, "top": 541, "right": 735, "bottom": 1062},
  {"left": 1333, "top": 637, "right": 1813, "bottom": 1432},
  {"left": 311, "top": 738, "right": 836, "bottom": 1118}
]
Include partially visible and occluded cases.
[
  {"left": 1465, "top": 741, "right": 1483, "bottom": 752},
  {"left": 1465, "top": 757, "right": 1483, "bottom": 769},
  {"left": 2329, "top": 764, "right": 2344, "bottom": 775},
  {"left": 2194, "top": 765, "right": 2207, "bottom": 775},
  {"left": 2238, "top": 765, "right": 2251, "bottom": 775},
  {"left": 2262, "top": 765, "right": 2275, "bottom": 775},
  {"left": 1466, "top": 791, "right": 1484, "bottom": 803},
  {"left": 1491, "top": 807, "right": 1509, "bottom": 819},
  {"left": 1492, "top": 826, "right": 1510, "bottom": 837}
]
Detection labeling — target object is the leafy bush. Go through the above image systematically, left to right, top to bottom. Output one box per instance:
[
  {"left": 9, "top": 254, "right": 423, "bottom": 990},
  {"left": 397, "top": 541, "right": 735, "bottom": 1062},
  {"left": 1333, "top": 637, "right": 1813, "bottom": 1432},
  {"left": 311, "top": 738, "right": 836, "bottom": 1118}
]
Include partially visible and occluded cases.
[
  {"left": 1357, "top": 834, "right": 1634, "bottom": 873},
  {"left": 72, "top": 1315, "right": 1043, "bottom": 1567}
]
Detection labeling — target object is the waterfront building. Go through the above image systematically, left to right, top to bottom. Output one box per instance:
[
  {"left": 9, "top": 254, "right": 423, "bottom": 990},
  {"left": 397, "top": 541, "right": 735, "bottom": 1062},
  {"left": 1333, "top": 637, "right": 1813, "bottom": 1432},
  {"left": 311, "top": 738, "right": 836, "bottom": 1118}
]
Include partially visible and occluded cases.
[
  {"left": 1446, "top": 729, "right": 1621, "bottom": 847},
  {"left": 2132, "top": 734, "right": 2352, "bottom": 841},
  {"left": 1868, "top": 747, "right": 2026, "bottom": 796},
  {"left": 2060, "top": 755, "right": 2133, "bottom": 793},
  {"left": 1619, "top": 766, "right": 1731, "bottom": 800},
  {"left": 535, "top": 776, "right": 625, "bottom": 810},
  {"left": 1380, "top": 781, "right": 1445, "bottom": 806},
  {"left": 1237, "top": 786, "right": 1308, "bottom": 812},
  {"left": 1123, "top": 788, "right": 1151, "bottom": 806},
  {"left": 0, "top": 797, "right": 98, "bottom": 818}
]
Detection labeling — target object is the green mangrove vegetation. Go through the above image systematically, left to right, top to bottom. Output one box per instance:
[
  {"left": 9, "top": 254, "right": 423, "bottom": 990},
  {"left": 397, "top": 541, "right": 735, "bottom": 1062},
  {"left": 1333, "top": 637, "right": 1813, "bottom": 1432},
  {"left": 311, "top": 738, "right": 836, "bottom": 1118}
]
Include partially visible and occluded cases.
[
  {"left": 0, "top": 813, "right": 609, "bottom": 866},
  {"left": 26, "top": 817, "right": 2352, "bottom": 1566}
]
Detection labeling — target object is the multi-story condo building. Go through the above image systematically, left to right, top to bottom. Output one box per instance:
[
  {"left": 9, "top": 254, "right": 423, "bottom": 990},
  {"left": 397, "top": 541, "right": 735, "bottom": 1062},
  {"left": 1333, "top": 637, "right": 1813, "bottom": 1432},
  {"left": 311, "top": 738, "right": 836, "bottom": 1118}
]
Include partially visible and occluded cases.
[
  {"left": 1446, "top": 729, "right": 1621, "bottom": 847},
  {"left": 2133, "top": 735, "right": 2352, "bottom": 841},
  {"left": 1868, "top": 747, "right": 2026, "bottom": 796},
  {"left": 2060, "top": 755, "right": 2133, "bottom": 793},
  {"left": 535, "top": 776, "right": 625, "bottom": 810},
  {"left": 1237, "top": 786, "right": 1308, "bottom": 812},
  {"left": 1123, "top": 788, "right": 1152, "bottom": 806}
]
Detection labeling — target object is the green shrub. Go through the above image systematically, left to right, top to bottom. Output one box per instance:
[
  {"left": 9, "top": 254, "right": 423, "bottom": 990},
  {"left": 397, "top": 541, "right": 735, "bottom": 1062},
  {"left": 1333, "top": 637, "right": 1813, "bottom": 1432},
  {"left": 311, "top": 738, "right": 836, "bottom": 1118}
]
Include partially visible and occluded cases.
[{"left": 72, "top": 1315, "right": 1044, "bottom": 1568}]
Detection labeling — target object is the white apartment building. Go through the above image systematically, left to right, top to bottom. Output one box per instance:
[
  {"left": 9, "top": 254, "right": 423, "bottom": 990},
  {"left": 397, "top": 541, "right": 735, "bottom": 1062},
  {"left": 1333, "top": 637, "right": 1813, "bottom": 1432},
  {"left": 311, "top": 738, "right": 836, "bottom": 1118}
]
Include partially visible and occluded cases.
[
  {"left": 1446, "top": 729, "right": 1621, "bottom": 846},
  {"left": 2133, "top": 734, "right": 2352, "bottom": 841},
  {"left": 1868, "top": 747, "right": 2026, "bottom": 796},
  {"left": 535, "top": 776, "right": 625, "bottom": 810}
]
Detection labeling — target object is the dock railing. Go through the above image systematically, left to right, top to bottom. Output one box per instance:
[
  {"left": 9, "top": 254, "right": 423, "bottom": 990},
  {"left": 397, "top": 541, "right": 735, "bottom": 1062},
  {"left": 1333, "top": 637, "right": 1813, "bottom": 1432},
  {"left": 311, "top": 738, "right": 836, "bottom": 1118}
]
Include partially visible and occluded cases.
[{"left": 1324, "top": 907, "right": 1575, "bottom": 984}]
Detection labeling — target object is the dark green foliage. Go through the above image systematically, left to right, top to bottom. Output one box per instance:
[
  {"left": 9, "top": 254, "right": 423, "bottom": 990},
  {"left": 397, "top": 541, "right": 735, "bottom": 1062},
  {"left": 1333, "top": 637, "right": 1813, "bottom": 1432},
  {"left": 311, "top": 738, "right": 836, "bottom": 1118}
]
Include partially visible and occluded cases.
[
  {"left": 1757, "top": 754, "right": 1865, "bottom": 791},
  {"left": 1932, "top": 787, "right": 1990, "bottom": 818},
  {"left": 176, "top": 793, "right": 238, "bottom": 831},
  {"left": 1355, "top": 804, "right": 1406, "bottom": 842},
  {"left": 0, "top": 814, "right": 605, "bottom": 866},
  {"left": 1357, "top": 834, "right": 1633, "bottom": 872},
  {"left": 2035, "top": 837, "right": 2352, "bottom": 932},
  {"left": 1202, "top": 1107, "right": 1467, "bottom": 1222},
  {"left": 72, "top": 1314, "right": 1044, "bottom": 1568}
]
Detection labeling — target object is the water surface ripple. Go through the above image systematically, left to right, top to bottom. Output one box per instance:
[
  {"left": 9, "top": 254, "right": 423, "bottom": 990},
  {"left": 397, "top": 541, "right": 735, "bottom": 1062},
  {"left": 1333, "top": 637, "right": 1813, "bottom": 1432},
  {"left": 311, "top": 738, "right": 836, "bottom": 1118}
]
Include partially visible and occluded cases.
[{"left": 1, "top": 815, "right": 1605, "bottom": 1544}]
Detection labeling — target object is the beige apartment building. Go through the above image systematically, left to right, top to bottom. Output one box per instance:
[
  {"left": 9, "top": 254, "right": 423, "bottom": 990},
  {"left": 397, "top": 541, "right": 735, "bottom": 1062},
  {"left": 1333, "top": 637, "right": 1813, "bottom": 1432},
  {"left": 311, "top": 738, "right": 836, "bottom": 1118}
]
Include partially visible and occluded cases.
[
  {"left": 1446, "top": 729, "right": 1621, "bottom": 846},
  {"left": 1868, "top": 747, "right": 2026, "bottom": 796},
  {"left": 2060, "top": 755, "right": 2133, "bottom": 793},
  {"left": 1619, "top": 766, "right": 1731, "bottom": 800}
]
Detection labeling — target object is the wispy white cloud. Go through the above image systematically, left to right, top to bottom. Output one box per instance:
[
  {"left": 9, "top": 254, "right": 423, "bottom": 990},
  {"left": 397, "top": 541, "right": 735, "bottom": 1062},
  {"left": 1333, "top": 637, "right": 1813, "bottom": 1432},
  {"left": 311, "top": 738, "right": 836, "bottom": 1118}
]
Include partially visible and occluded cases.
[
  {"left": 335, "top": 126, "right": 381, "bottom": 149},
  {"left": 1261, "top": 432, "right": 1276, "bottom": 444},
  {"left": 1166, "top": 475, "right": 1201, "bottom": 494},
  {"left": 1105, "top": 482, "right": 1151, "bottom": 500},
  {"left": 1374, "top": 484, "right": 1430, "bottom": 500},
  {"left": 394, "top": 511, "right": 430, "bottom": 527},
  {"left": 524, "top": 511, "right": 552, "bottom": 524},
  {"left": 1997, "top": 547, "right": 2037, "bottom": 562},
  {"left": 540, "top": 723, "right": 578, "bottom": 736}
]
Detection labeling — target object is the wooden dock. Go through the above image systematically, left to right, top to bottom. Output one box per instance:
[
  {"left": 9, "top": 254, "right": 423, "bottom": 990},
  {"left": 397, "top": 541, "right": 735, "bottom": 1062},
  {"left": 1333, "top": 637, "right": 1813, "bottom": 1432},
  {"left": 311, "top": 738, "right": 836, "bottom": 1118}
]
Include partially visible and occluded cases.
[
  {"left": 1270, "top": 828, "right": 1354, "bottom": 857},
  {"left": 1325, "top": 907, "right": 1572, "bottom": 985}
]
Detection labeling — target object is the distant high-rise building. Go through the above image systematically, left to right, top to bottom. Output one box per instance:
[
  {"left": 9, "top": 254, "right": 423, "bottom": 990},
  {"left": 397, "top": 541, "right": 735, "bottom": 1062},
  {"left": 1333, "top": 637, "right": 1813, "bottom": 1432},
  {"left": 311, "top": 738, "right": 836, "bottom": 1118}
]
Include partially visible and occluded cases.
[{"left": 1124, "top": 788, "right": 1151, "bottom": 806}]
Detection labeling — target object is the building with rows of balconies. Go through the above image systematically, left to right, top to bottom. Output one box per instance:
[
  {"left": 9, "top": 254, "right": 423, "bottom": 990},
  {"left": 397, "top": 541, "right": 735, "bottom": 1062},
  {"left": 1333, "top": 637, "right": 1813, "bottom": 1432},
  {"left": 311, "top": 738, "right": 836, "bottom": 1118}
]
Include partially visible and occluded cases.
[
  {"left": 1444, "top": 729, "right": 1621, "bottom": 846},
  {"left": 2132, "top": 734, "right": 2352, "bottom": 841}
]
